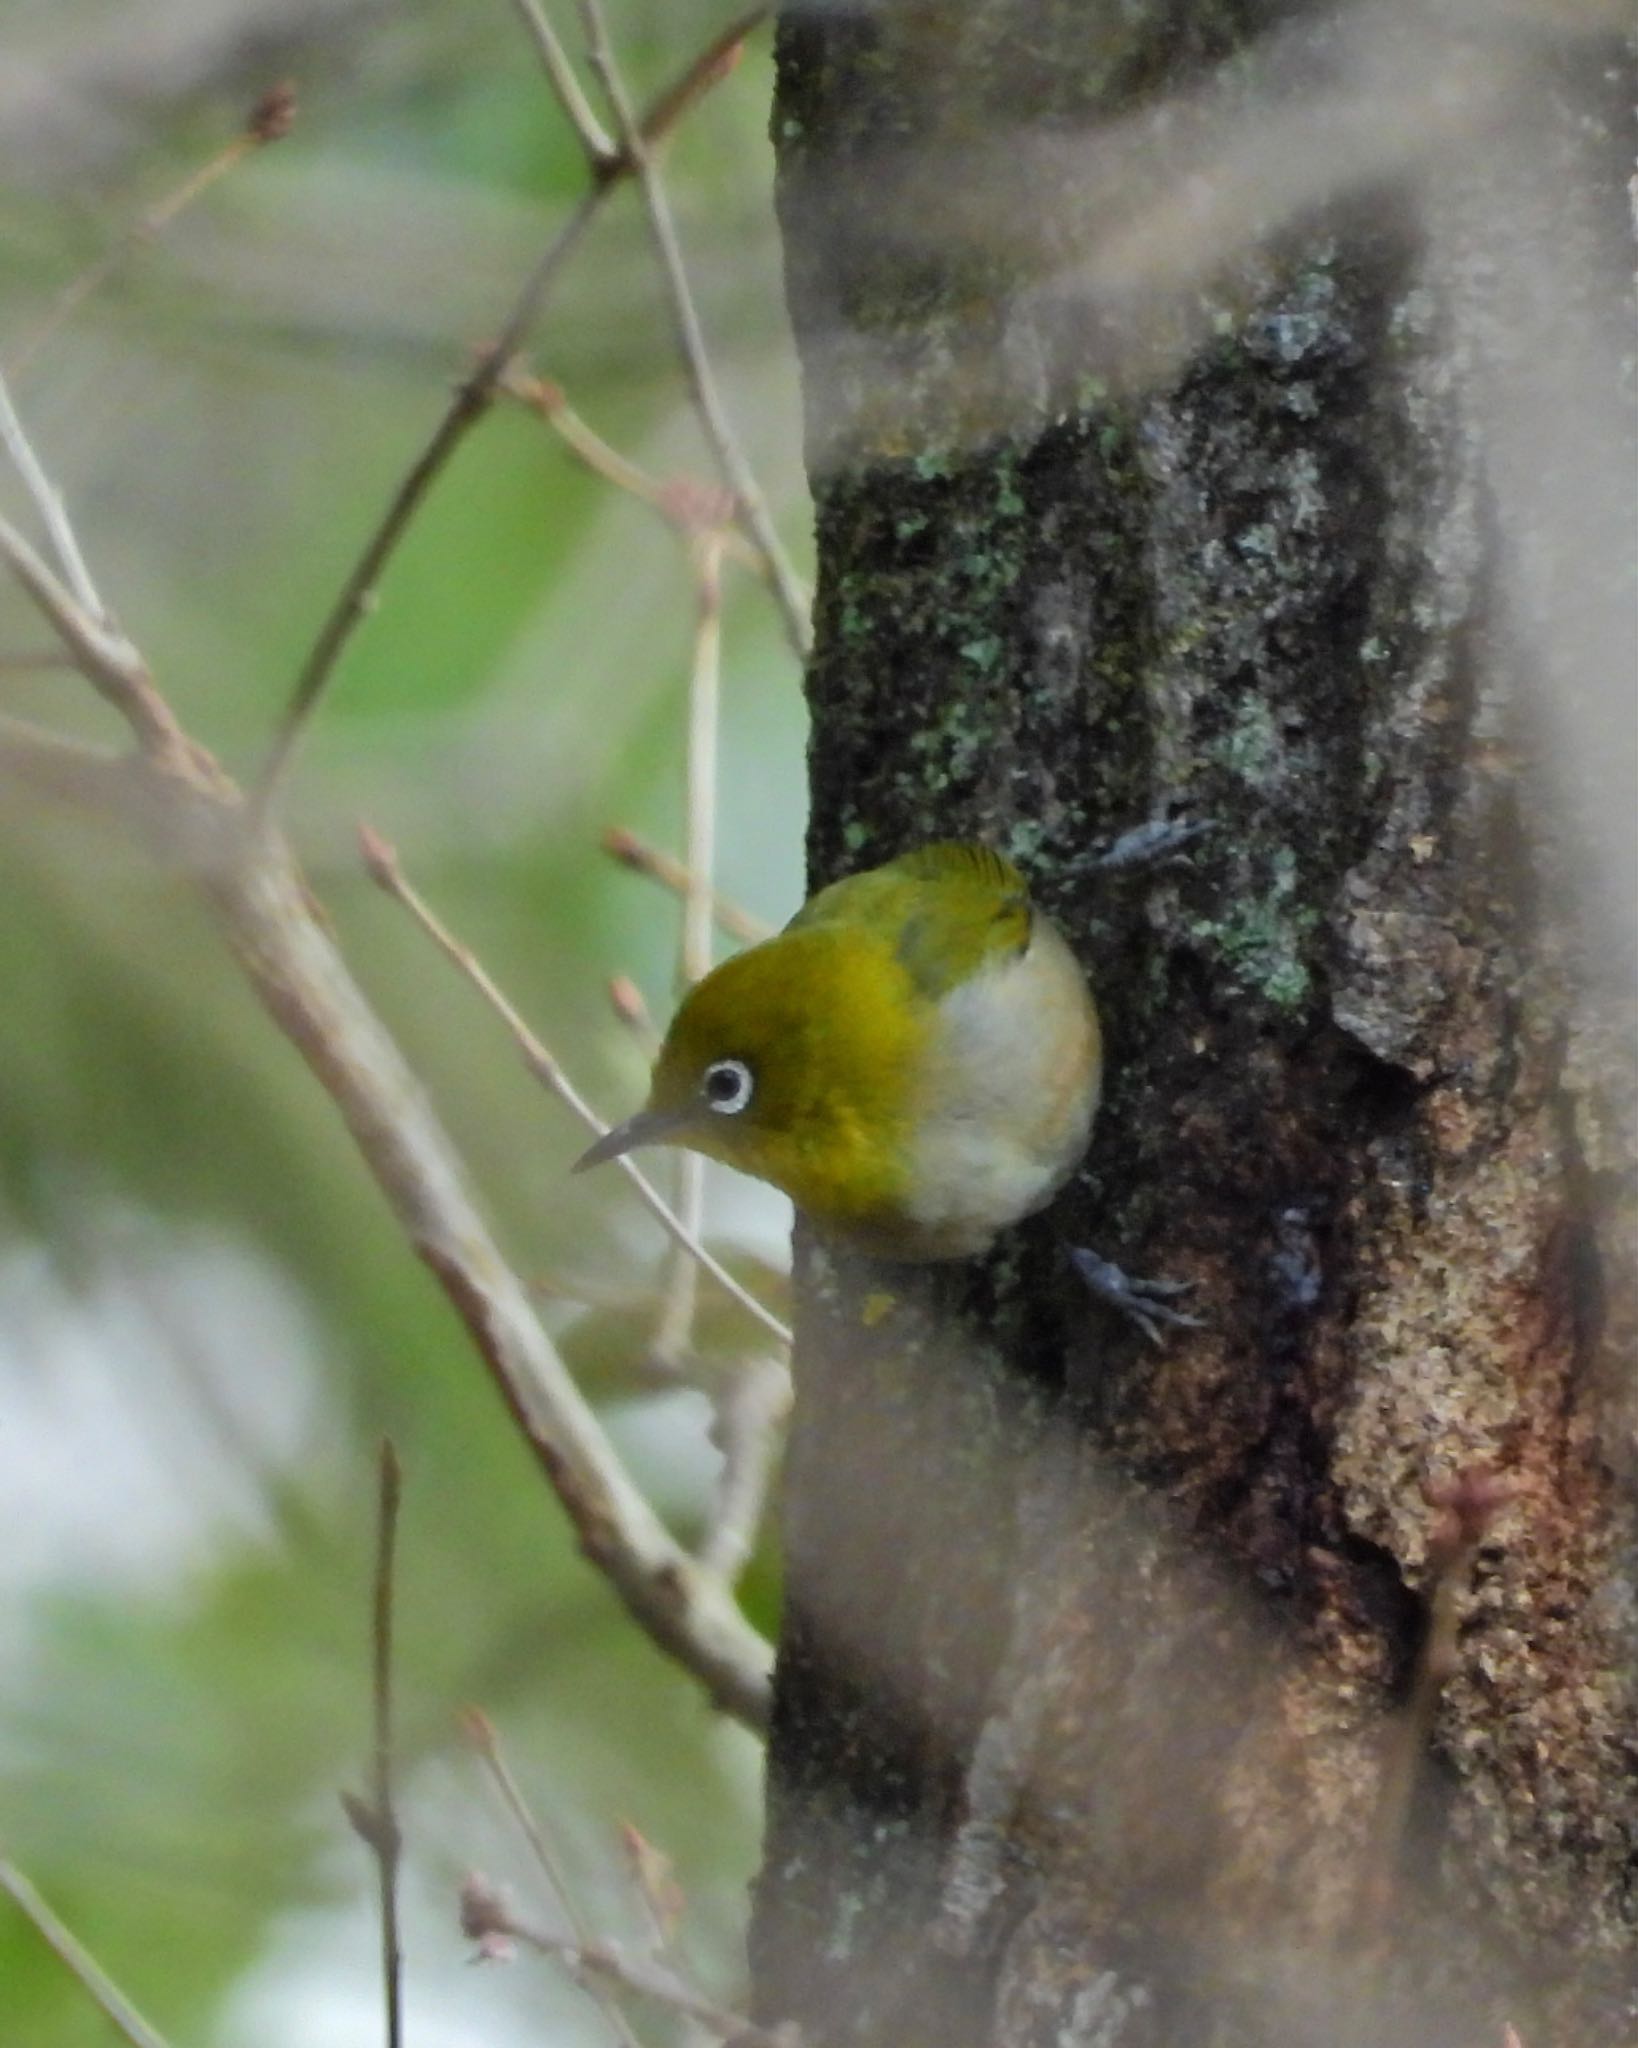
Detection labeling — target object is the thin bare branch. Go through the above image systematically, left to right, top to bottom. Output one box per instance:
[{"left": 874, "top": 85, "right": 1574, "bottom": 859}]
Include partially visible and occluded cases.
[
  {"left": 510, "top": 0, "right": 617, "bottom": 169},
  {"left": 579, "top": 0, "right": 811, "bottom": 659},
  {"left": 621, "top": 7, "right": 768, "bottom": 164},
  {"left": 256, "top": 9, "right": 767, "bottom": 813},
  {"left": 6, "top": 84, "right": 297, "bottom": 377},
  {"left": 253, "top": 188, "right": 599, "bottom": 816},
  {"left": 0, "top": 366, "right": 107, "bottom": 620},
  {"left": 503, "top": 366, "right": 767, "bottom": 577},
  {"left": 0, "top": 374, "right": 184, "bottom": 752},
  {"left": 0, "top": 504, "right": 181, "bottom": 750},
  {"left": 652, "top": 532, "right": 726, "bottom": 1369},
  {"left": 680, "top": 534, "right": 725, "bottom": 991},
  {"left": 0, "top": 646, "right": 77, "bottom": 672},
  {"left": 0, "top": 712, "right": 122, "bottom": 788},
  {"left": 0, "top": 715, "right": 212, "bottom": 851},
  {"left": 8, "top": 720, "right": 771, "bottom": 1722},
  {"left": 8, "top": 733, "right": 772, "bottom": 1728},
  {"left": 208, "top": 811, "right": 774, "bottom": 1726},
  {"left": 359, "top": 824, "right": 792, "bottom": 1354},
  {"left": 603, "top": 825, "right": 773, "bottom": 945},
  {"left": 652, "top": 1152, "right": 707, "bottom": 1370},
  {"left": 698, "top": 1352, "right": 790, "bottom": 1584},
  {"left": 370, "top": 1439, "right": 405, "bottom": 2048},
  {"left": 341, "top": 1450, "right": 407, "bottom": 2048},
  {"left": 463, "top": 1709, "right": 644, "bottom": 2048},
  {"left": 462, "top": 1711, "right": 582, "bottom": 1931},
  {"left": 617, "top": 1820, "right": 687, "bottom": 1956},
  {"left": 0, "top": 1856, "right": 177, "bottom": 2048},
  {"left": 461, "top": 1872, "right": 796, "bottom": 2045}
]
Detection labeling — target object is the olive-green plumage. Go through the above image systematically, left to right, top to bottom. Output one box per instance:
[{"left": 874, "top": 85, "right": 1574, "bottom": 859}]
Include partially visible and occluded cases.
[{"left": 574, "top": 842, "right": 1102, "bottom": 1259}]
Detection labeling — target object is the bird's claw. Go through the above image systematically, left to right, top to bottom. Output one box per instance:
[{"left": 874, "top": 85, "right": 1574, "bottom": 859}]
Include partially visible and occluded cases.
[
  {"left": 1087, "top": 814, "right": 1214, "bottom": 874},
  {"left": 1069, "top": 1246, "right": 1203, "bottom": 1346}
]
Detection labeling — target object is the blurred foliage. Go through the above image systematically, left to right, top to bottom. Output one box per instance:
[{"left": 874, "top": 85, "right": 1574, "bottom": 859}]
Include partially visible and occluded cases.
[{"left": 0, "top": 2, "right": 807, "bottom": 2041}]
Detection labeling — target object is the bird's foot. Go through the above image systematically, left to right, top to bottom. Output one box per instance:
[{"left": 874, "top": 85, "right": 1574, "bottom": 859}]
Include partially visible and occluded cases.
[
  {"left": 1087, "top": 815, "right": 1214, "bottom": 874},
  {"left": 1069, "top": 1246, "right": 1202, "bottom": 1346}
]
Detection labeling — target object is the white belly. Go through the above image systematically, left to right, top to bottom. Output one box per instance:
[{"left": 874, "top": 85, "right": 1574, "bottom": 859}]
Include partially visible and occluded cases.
[{"left": 899, "top": 917, "right": 1101, "bottom": 1259}]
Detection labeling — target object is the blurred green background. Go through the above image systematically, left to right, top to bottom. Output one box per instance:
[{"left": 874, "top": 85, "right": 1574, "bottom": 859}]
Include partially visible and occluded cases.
[{"left": 0, "top": 2, "right": 808, "bottom": 2040}]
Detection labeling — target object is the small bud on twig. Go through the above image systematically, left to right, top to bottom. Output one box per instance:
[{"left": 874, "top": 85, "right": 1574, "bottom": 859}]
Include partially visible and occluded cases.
[
  {"left": 246, "top": 81, "right": 299, "bottom": 145},
  {"left": 657, "top": 477, "right": 739, "bottom": 535},
  {"left": 357, "top": 821, "right": 403, "bottom": 891},
  {"left": 608, "top": 974, "right": 654, "bottom": 1033},
  {"left": 458, "top": 1704, "right": 499, "bottom": 1755},
  {"left": 341, "top": 1789, "right": 401, "bottom": 1859},
  {"left": 619, "top": 1819, "right": 687, "bottom": 1944},
  {"left": 459, "top": 1871, "right": 518, "bottom": 1962}
]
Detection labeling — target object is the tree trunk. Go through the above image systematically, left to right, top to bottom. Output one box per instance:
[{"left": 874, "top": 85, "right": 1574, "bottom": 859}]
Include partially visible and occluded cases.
[{"left": 750, "top": 6, "right": 1637, "bottom": 2046}]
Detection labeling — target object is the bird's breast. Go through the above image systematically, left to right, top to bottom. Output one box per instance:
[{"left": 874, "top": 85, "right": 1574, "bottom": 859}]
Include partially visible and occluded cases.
[{"left": 891, "top": 915, "right": 1101, "bottom": 1258}]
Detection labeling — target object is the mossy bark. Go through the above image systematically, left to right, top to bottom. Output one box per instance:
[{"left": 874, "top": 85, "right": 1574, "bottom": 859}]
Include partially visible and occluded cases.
[{"left": 754, "top": 6, "right": 1636, "bottom": 2046}]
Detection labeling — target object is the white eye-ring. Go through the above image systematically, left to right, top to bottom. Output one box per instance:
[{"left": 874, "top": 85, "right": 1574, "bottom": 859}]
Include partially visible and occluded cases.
[{"left": 702, "top": 1057, "right": 755, "bottom": 1116}]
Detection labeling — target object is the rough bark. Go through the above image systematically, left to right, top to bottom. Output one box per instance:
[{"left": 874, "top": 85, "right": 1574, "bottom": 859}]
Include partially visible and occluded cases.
[{"left": 752, "top": 6, "right": 1637, "bottom": 2047}]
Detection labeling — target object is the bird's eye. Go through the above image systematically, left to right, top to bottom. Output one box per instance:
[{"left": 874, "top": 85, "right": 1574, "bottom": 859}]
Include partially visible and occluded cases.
[{"left": 702, "top": 1057, "right": 755, "bottom": 1115}]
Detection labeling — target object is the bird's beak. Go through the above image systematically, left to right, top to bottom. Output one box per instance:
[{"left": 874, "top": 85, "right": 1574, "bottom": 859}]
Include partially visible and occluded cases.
[{"left": 571, "top": 1107, "right": 694, "bottom": 1174}]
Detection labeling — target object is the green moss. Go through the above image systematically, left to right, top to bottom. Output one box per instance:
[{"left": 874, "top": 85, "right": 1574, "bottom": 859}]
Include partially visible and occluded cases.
[
  {"left": 1211, "top": 696, "right": 1283, "bottom": 788},
  {"left": 1003, "top": 817, "right": 1053, "bottom": 869},
  {"left": 1189, "top": 845, "right": 1318, "bottom": 1009}
]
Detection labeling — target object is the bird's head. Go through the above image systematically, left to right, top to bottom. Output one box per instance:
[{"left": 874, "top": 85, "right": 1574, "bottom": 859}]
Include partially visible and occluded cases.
[{"left": 572, "top": 926, "right": 923, "bottom": 1228}]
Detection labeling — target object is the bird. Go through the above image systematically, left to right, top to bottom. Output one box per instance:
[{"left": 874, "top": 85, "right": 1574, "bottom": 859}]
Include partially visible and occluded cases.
[{"left": 574, "top": 840, "right": 1192, "bottom": 1335}]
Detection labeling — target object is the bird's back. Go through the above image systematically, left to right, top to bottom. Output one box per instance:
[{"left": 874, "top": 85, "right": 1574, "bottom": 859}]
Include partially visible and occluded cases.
[{"left": 789, "top": 842, "right": 1033, "bottom": 1000}]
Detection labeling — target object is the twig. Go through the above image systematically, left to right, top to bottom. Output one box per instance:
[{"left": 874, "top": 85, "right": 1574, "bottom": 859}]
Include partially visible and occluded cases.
[
  {"left": 509, "top": 0, "right": 617, "bottom": 170},
  {"left": 579, "top": 0, "right": 812, "bottom": 660},
  {"left": 620, "top": 7, "right": 768, "bottom": 165},
  {"left": 255, "top": 10, "right": 768, "bottom": 814},
  {"left": 6, "top": 84, "right": 297, "bottom": 377},
  {"left": 254, "top": 188, "right": 600, "bottom": 815},
  {"left": 0, "top": 366, "right": 108, "bottom": 620},
  {"left": 502, "top": 366, "right": 767, "bottom": 577},
  {"left": 0, "top": 373, "right": 180, "bottom": 749},
  {"left": 0, "top": 497, "right": 181, "bottom": 752},
  {"left": 652, "top": 532, "right": 725, "bottom": 1370},
  {"left": 680, "top": 535, "right": 724, "bottom": 993},
  {"left": 0, "top": 646, "right": 77, "bottom": 672},
  {"left": 0, "top": 713, "right": 129, "bottom": 806},
  {"left": 0, "top": 715, "right": 195, "bottom": 843},
  {"left": 6, "top": 751, "right": 775, "bottom": 1724},
  {"left": 214, "top": 814, "right": 775, "bottom": 1725},
  {"left": 359, "top": 825, "right": 791, "bottom": 1353},
  {"left": 603, "top": 826, "right": 773, "bottom": 945},
  {"left": 607, "top": 973, "right": 660, "bottom": 1055},
  {"left": 654, "top": 1157, "right": 708, "bottom": 1372},
  {"left": 698, "top": 1353, "right": 790, "bottom": 1583},
  {"left": 367, "top": 1439, "right": 405, "bottom": 2048},
  {"left": 462, "top": 1709, "right": 644, "bottom": 2048},
  {"left": 461, "top": 1711, "right": 581, "bottom": 1931},
  {"left": 617, "top": 1820, "right": 687, "bottom": 1955},
  {"left": 0, "top": 1856, "right": 177, "bottom": 2048},
  {"left": 461, "top": 1873, "right": 796, "bottom": 2045}
]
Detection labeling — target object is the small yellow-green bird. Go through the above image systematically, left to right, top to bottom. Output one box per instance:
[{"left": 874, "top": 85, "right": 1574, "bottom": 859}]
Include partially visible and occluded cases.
[{"left": 576, "top": 839, "right": 1110, "bottom": 1247}]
